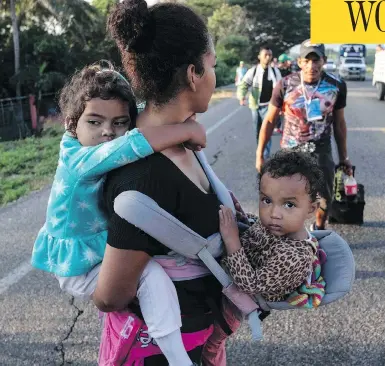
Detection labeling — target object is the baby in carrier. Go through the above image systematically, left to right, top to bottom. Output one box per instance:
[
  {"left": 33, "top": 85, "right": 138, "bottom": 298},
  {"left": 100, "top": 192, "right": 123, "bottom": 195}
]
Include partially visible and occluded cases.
[{"left": 219, "top": 149, "right": 327, "bottom": 308}]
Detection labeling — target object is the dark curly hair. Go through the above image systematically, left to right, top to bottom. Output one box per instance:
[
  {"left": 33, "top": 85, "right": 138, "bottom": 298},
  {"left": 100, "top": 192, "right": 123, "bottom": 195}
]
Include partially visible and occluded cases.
[
  {"left": 107, "top": 0, "right": 210, "bottom": 106},
  {"left": 59, "top": 61, "right": 138, "bottom": 135},
  {"left": 259, "top": 149, "right": 325, "bottom": 202}
]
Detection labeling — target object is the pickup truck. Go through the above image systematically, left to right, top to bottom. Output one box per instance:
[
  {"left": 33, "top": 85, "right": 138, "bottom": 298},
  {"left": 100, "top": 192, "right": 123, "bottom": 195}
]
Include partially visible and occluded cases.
[
  {"left": 373, "top": 51, "right": 385, "bottom": 101},
  {"left": 338, "top": 57, "right": 367, "bottom": 81}
]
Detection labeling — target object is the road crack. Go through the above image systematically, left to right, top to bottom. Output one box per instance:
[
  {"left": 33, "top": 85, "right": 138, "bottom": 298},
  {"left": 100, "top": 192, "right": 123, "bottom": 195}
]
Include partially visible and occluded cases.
[
  {"left": 210, "top": 150, "right": 223, "bottom": 166},
  {"left": 55, "top": 296, "right": 84, "bottom": 365}
]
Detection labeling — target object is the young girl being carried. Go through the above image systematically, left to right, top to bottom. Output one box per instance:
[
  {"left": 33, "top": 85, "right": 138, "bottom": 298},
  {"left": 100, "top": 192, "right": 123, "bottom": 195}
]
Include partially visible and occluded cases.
[{"left": 31, "top": 63, "right": 206, "bottom": 366}]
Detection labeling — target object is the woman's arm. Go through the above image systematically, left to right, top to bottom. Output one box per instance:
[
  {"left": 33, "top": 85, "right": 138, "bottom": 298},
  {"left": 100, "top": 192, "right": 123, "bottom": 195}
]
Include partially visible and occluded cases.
[
  {"left": 94, "top": 158, "right": 176, "bottom": 312},
  {"left": 93, "top": 245, "right": 151, "bottom": 312}
]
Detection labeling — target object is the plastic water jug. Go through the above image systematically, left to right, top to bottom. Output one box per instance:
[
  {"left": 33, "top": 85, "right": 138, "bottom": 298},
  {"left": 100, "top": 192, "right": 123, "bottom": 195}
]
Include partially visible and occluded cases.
[{"left": 344, "top": 175, "right": 358, "bottom": 196}]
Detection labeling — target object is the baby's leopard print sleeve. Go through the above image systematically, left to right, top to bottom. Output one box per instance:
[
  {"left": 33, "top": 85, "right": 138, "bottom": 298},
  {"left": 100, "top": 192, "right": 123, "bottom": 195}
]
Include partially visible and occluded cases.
[
  {"left": 222, "top": 240, "right": 313, "bottom": 298},
  {"left": 259, "top": 244, "right": 314, "bottom": 298},
  {"left": 222, "top": 246, "right": 262, "bottom": 294}
]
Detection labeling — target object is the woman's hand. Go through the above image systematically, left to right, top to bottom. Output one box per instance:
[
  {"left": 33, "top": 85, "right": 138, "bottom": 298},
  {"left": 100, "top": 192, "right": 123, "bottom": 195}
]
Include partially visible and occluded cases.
[
  {"left": 229, "top": 191, "right": 249, "bottom": 225},
  {"left": 219, "top": 205, "right": 241, "bottom": 255}
]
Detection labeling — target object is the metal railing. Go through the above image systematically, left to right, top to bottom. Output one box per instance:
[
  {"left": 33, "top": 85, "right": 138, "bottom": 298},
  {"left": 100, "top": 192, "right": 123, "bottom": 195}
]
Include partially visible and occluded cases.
[
  {"left": 0, "top": 93, "right": 57, "bottom": 141},
  {"left": 0, "top": 96, "right": 31, "bottom": 141}
]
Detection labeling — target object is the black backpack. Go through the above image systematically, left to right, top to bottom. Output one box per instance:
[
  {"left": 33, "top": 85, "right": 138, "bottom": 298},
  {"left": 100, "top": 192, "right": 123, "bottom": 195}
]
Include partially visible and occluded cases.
[
  {"left": 251, "top": 65, "right": 277, "bottom": 83},
  {"left": 328, "top": 165, "right": 365, "bottom": 225}
]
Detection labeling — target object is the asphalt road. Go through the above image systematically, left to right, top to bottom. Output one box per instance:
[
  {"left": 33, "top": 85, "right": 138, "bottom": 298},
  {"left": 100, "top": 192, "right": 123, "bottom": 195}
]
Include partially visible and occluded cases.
[{"left": 1, "top": 79, "right": 384, "bottom": 365}]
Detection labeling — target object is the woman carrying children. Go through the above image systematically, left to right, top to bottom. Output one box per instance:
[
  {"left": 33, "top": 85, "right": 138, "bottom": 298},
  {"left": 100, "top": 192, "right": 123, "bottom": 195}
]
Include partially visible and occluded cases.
[
  {"left": 92, "top": 1, "right": 242, "bottom": 365},
  {"left": 30, "top": 60, "right": 211, "bottom": 363}
]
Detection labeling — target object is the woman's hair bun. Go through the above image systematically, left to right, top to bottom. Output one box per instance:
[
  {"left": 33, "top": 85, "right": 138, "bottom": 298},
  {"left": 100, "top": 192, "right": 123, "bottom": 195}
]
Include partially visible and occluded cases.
[{"left": 108, "top": 0, "right": 155, "bottom": 54}]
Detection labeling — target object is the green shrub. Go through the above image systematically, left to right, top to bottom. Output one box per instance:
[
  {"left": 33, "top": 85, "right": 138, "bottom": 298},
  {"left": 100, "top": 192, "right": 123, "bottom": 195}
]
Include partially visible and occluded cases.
[{"left": 215, "top": 59, "right": 235, "bottom": 87}]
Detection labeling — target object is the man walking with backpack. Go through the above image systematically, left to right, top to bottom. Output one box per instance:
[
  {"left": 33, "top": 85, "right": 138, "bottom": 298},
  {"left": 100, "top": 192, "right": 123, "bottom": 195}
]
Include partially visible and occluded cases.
[{"left": 237, "top": 46, "right": 282, "bottom": 159}]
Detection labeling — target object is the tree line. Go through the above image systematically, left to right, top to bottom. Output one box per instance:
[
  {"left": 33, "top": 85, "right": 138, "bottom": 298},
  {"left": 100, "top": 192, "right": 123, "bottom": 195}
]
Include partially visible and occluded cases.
[{"left": 0, "top": 0, "right": 310, "bottom": 101}]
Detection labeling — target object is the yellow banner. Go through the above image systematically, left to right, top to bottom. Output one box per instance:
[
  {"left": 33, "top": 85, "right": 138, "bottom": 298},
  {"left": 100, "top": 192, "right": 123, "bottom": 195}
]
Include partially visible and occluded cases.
[{"left": 311, "top": 0, "right": 385, "bottom": 43}]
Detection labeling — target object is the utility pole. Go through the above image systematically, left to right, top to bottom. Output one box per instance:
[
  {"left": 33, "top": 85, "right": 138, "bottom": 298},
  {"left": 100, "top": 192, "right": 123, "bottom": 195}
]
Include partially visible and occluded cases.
[{"left": 10, "top": 0, "right": 21, "bottom": 97}]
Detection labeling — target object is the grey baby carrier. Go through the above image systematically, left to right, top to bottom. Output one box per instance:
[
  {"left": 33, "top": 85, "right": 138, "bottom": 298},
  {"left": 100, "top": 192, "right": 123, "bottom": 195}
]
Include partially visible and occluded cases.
[{"left": 114, "top": 151, "right": 355, "bottom": 340}]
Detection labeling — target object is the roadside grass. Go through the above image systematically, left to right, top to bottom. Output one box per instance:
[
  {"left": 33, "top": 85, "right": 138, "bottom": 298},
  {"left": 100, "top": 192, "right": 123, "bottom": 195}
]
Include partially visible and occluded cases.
[
  {"left": 0, "top": 86, "right": 236, "bottom": 206},
  {"left": 209, "top": 88, "right": 235, "bottom": 106},
  {"left": 0, "top": 122, "right": 63, "bottom": 205}
]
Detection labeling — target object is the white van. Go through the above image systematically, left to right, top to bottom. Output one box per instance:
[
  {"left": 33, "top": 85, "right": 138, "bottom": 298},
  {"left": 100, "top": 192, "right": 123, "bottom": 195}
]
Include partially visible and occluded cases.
[
  {"left": 373, "top": 51, "right": 385, "bottom": 101},
  {"left": 338, "top": 57, "right": 367, "bottom": 81}
]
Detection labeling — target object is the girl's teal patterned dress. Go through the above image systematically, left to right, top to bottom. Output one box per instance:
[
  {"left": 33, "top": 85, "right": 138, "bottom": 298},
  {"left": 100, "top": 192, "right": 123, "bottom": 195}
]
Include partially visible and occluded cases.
[{"left": 31, "top": 128, "right": 153, "bottom": 277}]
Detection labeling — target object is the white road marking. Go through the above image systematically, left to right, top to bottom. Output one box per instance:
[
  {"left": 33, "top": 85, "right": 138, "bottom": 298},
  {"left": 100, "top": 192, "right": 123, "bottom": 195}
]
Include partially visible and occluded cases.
[
  {"left": 206, "top": 106, "right": 243, "bottom": 135},
  {"left": 205, "top": 108, "right": 385, "bottom": 135},
  {"left": 348, "top": 127, "right": 385, "bottom": 132},
  {"left": 0, "top": 261, "right": 33, "bottom": 295}
]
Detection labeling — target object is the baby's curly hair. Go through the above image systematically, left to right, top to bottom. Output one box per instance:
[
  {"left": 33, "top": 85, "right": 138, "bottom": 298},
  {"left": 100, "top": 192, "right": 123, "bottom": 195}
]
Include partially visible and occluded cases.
[
  {"left": 59, "top": 61, "right": 138, "bottom": 135},
  {"left": 259, "top": 149, "right": 325, "bottom": 202}
]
